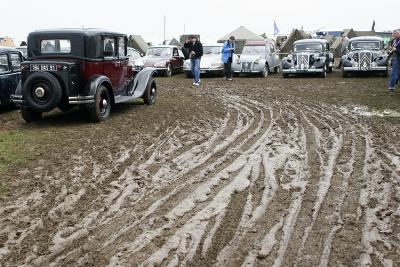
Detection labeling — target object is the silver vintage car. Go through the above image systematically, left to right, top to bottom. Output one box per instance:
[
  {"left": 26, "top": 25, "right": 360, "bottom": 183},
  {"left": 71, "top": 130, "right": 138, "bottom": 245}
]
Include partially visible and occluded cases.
[
  {"left": 341, "top": 36, "right": 388, "bottom": 77},
  {"left": 281, "top": 39, "right": 334, "bottom": 78},
  {"left": 232, "top": 40, "right": 281, "bottom": 77},
  {"left": 183, "top": 44, "right": 224, "bottom": 77}
]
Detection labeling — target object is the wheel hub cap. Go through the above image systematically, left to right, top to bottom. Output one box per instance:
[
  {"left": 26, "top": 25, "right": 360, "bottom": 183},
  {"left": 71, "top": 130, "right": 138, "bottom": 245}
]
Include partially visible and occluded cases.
[
  {"left": 34, "top": 87, "right": 45, "bottom": 98},
  {"left": 102, "top": 99, "right": 108, "bottom": 109}
]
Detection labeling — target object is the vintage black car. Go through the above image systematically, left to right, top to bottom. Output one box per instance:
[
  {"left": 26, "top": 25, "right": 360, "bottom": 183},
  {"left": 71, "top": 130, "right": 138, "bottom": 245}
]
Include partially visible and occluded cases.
[
  {"left": 12, "top": 28, "right": 157, "bottom": 122},
  {"left": 341, "top": 36, "right": 388, "bottom": 77},
  {"left": 281, "top": 39, "right": 334, "bottom": 78},
  {"left": 0, "top": 47, "right": 23, "bottom": 106}
]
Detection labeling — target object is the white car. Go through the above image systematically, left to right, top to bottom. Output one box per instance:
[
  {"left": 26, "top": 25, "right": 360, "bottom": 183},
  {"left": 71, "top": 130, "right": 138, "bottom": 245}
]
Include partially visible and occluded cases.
[
  {"left": 183, "top": 44, "right": 224, "bottom": 77},
  {"left": 127, "top": 47, "right": 144, "bottom": 72}
]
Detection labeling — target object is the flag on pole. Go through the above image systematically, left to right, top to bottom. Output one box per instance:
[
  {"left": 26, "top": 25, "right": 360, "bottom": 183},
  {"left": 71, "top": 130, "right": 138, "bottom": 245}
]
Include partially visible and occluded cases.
[{"left": 274, "top": 20, "right": 280, "bottom": 36}]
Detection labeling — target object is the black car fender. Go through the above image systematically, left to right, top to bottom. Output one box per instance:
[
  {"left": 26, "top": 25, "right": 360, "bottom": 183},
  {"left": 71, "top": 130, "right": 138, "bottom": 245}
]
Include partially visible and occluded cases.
[
  {"left": 281, "top": 57, "right": 294, "bottom": 69},
  {"left": 313, "top": 57, "right": 326, "bottom": 69},
  {"left": 129, "top": 67, "right": 156, "bottom": 98},
  {"left": 84, "top": 74, "right": 113, "bottom": 100}
]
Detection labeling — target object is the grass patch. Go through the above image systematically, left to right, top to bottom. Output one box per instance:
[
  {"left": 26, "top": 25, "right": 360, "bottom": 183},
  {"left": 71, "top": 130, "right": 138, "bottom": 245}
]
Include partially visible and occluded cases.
[{"left": 0, "top": 130, "right": 35, "bottom": 175}]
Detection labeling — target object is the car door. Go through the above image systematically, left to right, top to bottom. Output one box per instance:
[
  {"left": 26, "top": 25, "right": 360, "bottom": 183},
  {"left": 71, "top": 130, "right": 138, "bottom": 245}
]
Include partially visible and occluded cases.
[
  {"left": 102, "top": 36, "right": 125, "bottom": 93},
  {"left": 117, "top": 36, "right": 129, "bottom": 94},
  {"left": 269, "top": 42, "right": 280, "bottom": 68},
  {"left": 170, "top": 47, "right": 183, "bottom": 71},
  {"left": 8, "top": 52, "right": 22, "bottom": 96}
]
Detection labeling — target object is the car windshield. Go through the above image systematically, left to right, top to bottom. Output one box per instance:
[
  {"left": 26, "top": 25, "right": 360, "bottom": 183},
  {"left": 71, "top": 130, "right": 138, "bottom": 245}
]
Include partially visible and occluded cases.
[
  {"left": 350, "top": 41, "right": 380, "bottom": 50},
  {"left": 294, "top": 43, "right": 323, "bottom": 52},
  {"left": 203, "top": 46, "right": 222, "bottom": 54},
  {"left": 242, "top": 46, "right": 265, "bottom": 55},
  {"left": 147, "top": 47, "right": 172, "bottom": 57}
]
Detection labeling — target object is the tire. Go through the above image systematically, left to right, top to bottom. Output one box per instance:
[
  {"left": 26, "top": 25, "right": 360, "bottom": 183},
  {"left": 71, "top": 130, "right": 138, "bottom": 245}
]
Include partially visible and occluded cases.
[
  {"left": 261, "top": 63, "right": 269, "bottom": 77},
  {"left": 165, "top": 64, "right": 172, "bottom": 77},
  {"left": 274, "top": 66, "right": 280, "bottom": 74},
  {"left": 328, "top": 66, "right": 333, "bottom": 73},
  {"left": 382, "top": 69, "right": 389, "bottom": 77},
  {"left": 23, "top": 71, "right": 62, "bottom": 112},
  {"left": 342, "top": 71, "right": 349, "bottom": 78},
  {"left": 282, "top": 72, "right": 289, "bottom": 79},
  {"left": 143, "top": 78, "right": 157, "bottom": 105},
  {"left": 88, "top": 85, "right": 111, "bottom": 122},
  {"left": 21, "top": 107, "right": 42, "bottom": 122}
]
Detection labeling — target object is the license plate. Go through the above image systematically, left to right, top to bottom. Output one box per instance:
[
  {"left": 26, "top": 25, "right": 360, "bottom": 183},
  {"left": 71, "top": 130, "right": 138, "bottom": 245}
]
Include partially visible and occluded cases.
[{"left": 30, "top": 64, "right": 57, "bottom": 71}]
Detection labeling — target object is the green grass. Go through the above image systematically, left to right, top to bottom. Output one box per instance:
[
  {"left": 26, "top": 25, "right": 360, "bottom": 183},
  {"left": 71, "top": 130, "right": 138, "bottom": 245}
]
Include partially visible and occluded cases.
[{"left": 0, "top": 130, "right": 37, "bottom": 196}]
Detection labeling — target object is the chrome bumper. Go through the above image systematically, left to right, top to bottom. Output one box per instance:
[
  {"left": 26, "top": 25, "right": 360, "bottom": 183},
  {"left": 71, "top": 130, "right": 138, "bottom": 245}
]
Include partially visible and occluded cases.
[
  {"left": 343, "top": 66, "right": 387, "bottom": 71},
  {"left": 282, "top": 68, "right": 324, "bottom": 73},
  {"left": 10, "top": 94, "right": 23, "bottom": 104},
  {"left": 68, "top": 96, "right": 95, "bottom": 104}
]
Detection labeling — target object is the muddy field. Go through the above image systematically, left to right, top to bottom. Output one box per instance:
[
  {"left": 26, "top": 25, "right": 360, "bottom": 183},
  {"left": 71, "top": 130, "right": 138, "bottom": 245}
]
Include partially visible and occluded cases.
[{"left": 1, "top": 71, "right": 400, "bottom": 266}]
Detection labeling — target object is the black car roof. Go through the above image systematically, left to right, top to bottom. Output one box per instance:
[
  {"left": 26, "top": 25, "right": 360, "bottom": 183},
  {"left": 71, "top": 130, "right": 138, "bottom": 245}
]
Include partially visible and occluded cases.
[
  {"left": 29, "top": 28, "right": 127, "bottom": 38},
  {"left": 349, "top": 36, "right": 384, "bottom": 42},
  {"left": 0, "top": 47, "right": 20, "bottom": 53}
]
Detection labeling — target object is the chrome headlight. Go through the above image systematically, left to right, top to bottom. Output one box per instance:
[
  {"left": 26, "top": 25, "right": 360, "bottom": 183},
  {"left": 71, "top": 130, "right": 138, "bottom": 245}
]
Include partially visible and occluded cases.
[
  {"left": 348, "top": 52, "right": 354, "bottom": 59},
  {"left": 314, "top": 53, "right": 320, "bottom": 60},
  {"left": 288, "top": 54, "right": 293, "bottom": 60},
  {"left": 254, "top": 59, "right": 260, "bottom": 64}
]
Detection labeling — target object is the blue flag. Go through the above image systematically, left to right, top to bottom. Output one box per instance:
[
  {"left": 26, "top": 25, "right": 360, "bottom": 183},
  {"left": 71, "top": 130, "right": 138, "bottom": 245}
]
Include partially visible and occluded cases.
[{"left": 274, "top": 20, "right": 279, "bottom": 36}]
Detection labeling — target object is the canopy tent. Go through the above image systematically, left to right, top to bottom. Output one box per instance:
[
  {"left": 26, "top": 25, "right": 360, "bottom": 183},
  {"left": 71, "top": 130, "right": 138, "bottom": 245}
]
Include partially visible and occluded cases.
[
  {"left": 217, "top": 26, "right": 264, "bottom": 54},
  {"left": 279, "top": 29, "right": 311, "bottom": 54},
  {"left": 128, "top": 35, "right": 149, "bottom": 55},
  {"left": 169, "top": 37, "right": 182, "bottom": 47},
  {"left": 331, "top": 37, "right": 344, "bottom": 58}
]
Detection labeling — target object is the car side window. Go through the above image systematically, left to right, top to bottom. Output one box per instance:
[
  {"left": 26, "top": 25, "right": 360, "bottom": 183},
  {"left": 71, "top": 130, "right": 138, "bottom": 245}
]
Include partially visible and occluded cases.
[
  {"left": 104, "top": 37, "right": 116, "bottom": 57},
  {"left": 118, "top": 37, "right": 126, "bottom": 58},
  {"left": 173, "top": 48, "right": 179, "bottom": 57},
  {"left": 10, "top": 53, "right": 21, "bottom": 71},
  {"left": 0, "top": 54, "right": 9, "bottom": 73}
]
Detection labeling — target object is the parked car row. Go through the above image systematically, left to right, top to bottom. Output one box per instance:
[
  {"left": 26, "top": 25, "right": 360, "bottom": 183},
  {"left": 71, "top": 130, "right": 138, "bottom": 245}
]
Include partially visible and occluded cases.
[{"left": 0, "top": 30, "right": 391, "bottom": 123}]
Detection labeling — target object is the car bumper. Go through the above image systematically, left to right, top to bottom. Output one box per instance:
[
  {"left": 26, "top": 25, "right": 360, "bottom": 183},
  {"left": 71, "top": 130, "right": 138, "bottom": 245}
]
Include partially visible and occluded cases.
[
  {"left": 343, "top": 66, "right": 387, "bottom": 71},
  {"left": 184, "top": 67, "right": 223, "bottom": 73},
  {"left": 282, "top": 68, "right": 324, "bottom": 73},
  {"left": 10, "top": 94, "right": 23, "bottom": 104},
  {"left": 68, "top": 96, "right": 95, "bottom": 104}
]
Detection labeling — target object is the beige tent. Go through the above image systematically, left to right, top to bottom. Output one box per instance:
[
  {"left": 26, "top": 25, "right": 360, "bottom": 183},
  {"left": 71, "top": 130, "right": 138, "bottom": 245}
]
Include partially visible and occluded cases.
[
  {"left": 218, "top": 26, "right": 264, "bottom": 54},
  {"left": 279, "top": 29, "right": 311, "bottom": 54},
  {"left": 0, "top": 37, "right": 16, "bottom": 48}
]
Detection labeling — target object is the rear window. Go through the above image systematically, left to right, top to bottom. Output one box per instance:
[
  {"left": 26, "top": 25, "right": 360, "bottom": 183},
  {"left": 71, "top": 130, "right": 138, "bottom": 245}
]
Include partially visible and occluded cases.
[{"left": 40, "top": 39, "right": 71, "bottom": 54}]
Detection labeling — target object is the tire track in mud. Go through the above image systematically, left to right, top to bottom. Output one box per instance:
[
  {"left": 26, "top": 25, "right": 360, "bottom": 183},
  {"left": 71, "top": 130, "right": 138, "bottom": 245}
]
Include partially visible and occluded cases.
[{"left": 1, "top": 89, "right": 400, "bottom": 266}]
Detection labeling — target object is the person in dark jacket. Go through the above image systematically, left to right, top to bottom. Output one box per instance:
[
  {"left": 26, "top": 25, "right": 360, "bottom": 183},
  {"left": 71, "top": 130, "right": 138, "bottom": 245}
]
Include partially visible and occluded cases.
[
  {"left": 388, "top": 30, "right": 400, "bottom": 91},
  {"left": 184, "top": 36, "right": 203, "bottom": 86},
  {"left": 221, "top": 36, "right": 235, "bottom": 81}
]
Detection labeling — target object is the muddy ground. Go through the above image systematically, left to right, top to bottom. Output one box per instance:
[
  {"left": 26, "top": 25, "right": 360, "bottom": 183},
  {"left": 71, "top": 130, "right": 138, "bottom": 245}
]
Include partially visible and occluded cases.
[{"left": 1, "top": 71, "right": 400, "bottom": 266}]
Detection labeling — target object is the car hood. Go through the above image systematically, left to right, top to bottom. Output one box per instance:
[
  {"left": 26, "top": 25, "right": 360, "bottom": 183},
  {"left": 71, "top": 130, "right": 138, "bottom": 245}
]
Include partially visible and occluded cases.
[
  {"left": 238, "top": 54, "right": 263, "bottom": 62},
  {"left": 142, "top": 56, "right": 169, "bottom": 66}
]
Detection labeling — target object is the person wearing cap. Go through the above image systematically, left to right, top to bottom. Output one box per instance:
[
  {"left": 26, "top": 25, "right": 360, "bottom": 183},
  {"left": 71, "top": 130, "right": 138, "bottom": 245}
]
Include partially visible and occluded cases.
[
  {"left": 388, "top": 30, "right": 400, "bottom": 91},
  {"left": 184, "top": 36, "right": 203, "bottom": 86},
  {"left": 222, "top": 36, "right": 236, "bottom": 81}
]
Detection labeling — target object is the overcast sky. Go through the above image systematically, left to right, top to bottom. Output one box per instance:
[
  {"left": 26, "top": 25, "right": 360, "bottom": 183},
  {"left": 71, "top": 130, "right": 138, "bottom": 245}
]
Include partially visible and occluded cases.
[{"left": 2, "top": 0, "right": 399, "bottom": 44}]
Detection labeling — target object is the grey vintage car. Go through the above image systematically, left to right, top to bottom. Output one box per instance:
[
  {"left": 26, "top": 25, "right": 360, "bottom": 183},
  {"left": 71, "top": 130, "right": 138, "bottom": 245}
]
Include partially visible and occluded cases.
[
  {"left": 341, "top": 36, "right": 388, "bottom": 77},
  {"left": 281, "top": 39, "right": 334, "bottom": 78},
  {"left": 232, "top": 40, "right": 280, "bottom": 77}
]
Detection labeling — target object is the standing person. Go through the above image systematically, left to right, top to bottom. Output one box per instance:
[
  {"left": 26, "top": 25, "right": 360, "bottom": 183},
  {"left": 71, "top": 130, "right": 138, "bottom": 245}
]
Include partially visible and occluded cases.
[
  {"left": 388, "top": 30, "right": 400, "bottom": 91},
  {"left": 338, "top": 32, "right": 349, "bottom": 69},
  {"left": 184, "top": 36, "right": 203, "bottom": 86},
  {"left": 222, "top": 36, "right": 235, "bottom": 81}
]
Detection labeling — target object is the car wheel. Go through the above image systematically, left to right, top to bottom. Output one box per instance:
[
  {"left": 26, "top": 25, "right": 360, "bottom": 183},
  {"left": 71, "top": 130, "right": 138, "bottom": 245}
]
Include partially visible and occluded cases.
[
  {"left": 261, "top": 63, "right": 269, "bottom": 77},
  {"left": 165, "top": 64, "right": 172, "bottom": 77},
  {"left": 274, "top": 66, "right": 280, "bottom": 74},
  {"left": 328, "top": 67, "right": 333, "bottom": 73},
  {"left": 382, "top": 69, "right": 389, "bottom": 77},
  {"left": 23, "top": 71, "right": 62, "bottom": 112},
  {"left": 342, "top": 71, "right": 349, "bottom": 78},
  {"left": 282, "top": 73, "right": 289, "bottom": 79},
  {"left": 143, "top": 78, "right": 157, "bottom": 105},
  {"left": 88, "top": 85, "right": 111, "bottom": 122},
  {"left": 21, "top": 107, "right": 42, "bottom": 122}
]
